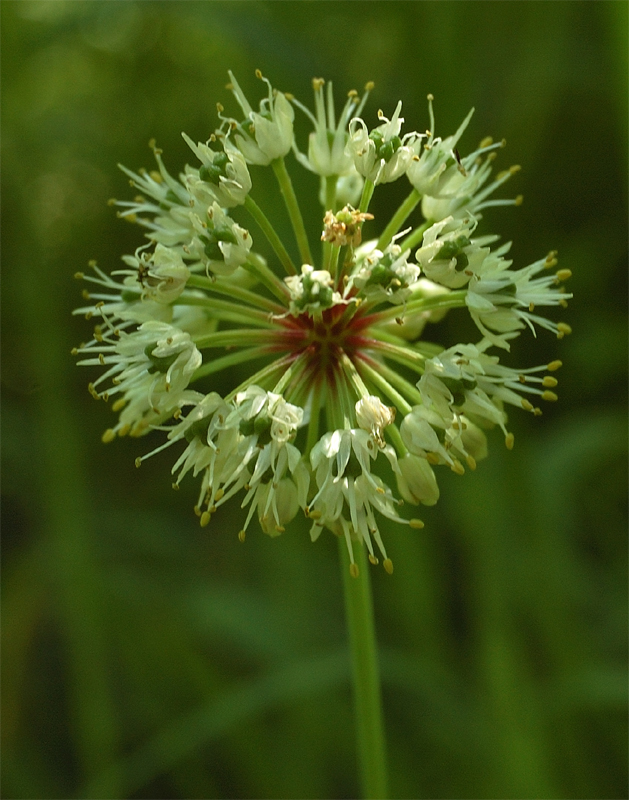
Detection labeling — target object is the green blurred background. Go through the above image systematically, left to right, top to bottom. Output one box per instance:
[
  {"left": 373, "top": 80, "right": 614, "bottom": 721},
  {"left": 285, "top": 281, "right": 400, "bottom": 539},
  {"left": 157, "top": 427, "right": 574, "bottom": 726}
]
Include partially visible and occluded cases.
[{"left": 2, "top": 2, "right": 627, "bottom": 798}]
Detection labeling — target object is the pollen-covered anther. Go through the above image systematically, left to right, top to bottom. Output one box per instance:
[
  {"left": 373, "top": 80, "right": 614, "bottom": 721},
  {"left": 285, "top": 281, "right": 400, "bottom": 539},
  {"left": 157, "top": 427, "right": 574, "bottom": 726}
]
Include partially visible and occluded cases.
[
  {"left": 321, "top": 206, "right": 374, "bottom": 247},
  {"left": 555, "top": 269, "right": 572, "bottom": 282},
  {"left": 557, "top": 322, "right": 572, "bottom": 338},
  {"left": 547, "top": 360, "right": 563, "bottom": 371},
  {"left": 542, "top": 376, "right": 558, "bottom": 388},
  {"left": 542, "top": 390, "right": 558, "bottom": 402},
  {"left": 521, "top": 398, "right": 534, "bottom": 411},
  {"left": 102, "top": 429, "right": 116, "bottom": 443},
  {"left": 505, "top": 432, "right": 515, "bottom": 450},
  {"left": 466, "top": 455, "right": 477, "bottom": 470},
  {"left": 134, "top": 456, "right": 142, "bottom": 468},
  {"left": 451, "top": 459, "right": 465, "bottom": 476},
  {"left": 200, "top": 511, "right": 211, "bottom": 527},
  {"left": 409, "top": 519, "right": 424, "bottom": 529},
  {"left": 238, "top": 530, "right": 246, "bottom": 542},
  {"left": 368, "top": 554, "right": 379, "bottom": 565},
  {"left": 383, "top": 558, "right": 394, "bottom": 575},
  {"left": 349, "top": 563, "right": 360, "bottom": 578}
]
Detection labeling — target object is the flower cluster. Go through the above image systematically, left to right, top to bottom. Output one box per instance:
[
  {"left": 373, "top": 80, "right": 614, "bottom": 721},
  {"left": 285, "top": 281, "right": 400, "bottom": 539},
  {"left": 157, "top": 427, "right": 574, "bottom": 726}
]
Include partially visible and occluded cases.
[{"left": 74, "top": 71, "right": 571, "bottom": 576}]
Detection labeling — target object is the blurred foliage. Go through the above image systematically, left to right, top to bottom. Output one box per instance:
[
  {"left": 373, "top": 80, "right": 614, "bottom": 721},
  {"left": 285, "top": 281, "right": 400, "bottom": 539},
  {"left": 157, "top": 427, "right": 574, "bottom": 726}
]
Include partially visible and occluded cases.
[{"left": 2, "top": 2, "right": 627, "bottom": 798}]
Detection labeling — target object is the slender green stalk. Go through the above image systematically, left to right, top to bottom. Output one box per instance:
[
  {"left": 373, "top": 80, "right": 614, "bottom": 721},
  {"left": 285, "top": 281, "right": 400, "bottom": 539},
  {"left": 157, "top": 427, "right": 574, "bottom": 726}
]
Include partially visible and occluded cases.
[
  {"left": 272, "top": 157, "right": 313, "bottom": 265},
  {"left": 325, "top": 174, "right": 338, "bottom": 211},
  {"left": 358, "top": 178, "right": 375, "bottom": 214},
  {"left": 376, "top": 188, "right": 421, "bottom": 251},
  {"left": 244, "top": 194, "right": 297, "bottom": 275},
  {"left": 400, "top": 218, "right": 432, "bottom": 251},
  {"left": 243, "top": 255, "right": 291, "bottom": 304},
  {"left": 187, "top": 273, "right": 283, "bottom": 313},
  {"left": 372, "top": 289, "right": 468, "bottom": 323},
  {"left": 175, "top": 295, "right": 274, "bottom": 327},
  {"left": 193, "top": 328, "right": 282, "bottom": 350},
  {"left": 191, "top": 346, "right": 272, "bottom": 382},
  {"left": 225, "top": 353, "right": 297, "bottom": 402},
  {"left": 359, "top": 354, "right": 423, "bottom": 406},
  {"left": 356, "top": 358, "right": 413, "bottom": 414},
  {"left": 305, "top": 379, "right": 324, "bottom": 454},
  {"left": 339, "top": 537, "right": 389, "bottom": 800}
]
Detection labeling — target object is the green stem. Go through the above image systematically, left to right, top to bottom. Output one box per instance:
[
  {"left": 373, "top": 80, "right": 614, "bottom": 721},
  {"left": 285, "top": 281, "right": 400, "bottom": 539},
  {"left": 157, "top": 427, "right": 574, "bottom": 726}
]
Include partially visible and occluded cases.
[
  {"left": 272, "top": 157, "right": 313, "bottom": 266},
  {"left": 325, "top": 174, "right": 338, "bottom": 211},
  {"left": 358, "top": 179, "right": 375, "bottom": 214},
  {"left": 376, "top": 188, "right": 421, "bottom": 251},
  {"left": 244, "top": 194, "right": 297, "bottom": 275},
  {"left": 400, "top": 218, "right": 433, "bottom": 252},
  {"left": 243, "top": 254, "right": 291, "bottom": 304},
  {"left": 187, "top": 273, "right": 283, "bottom": 314},
  {"left": 371, "top": 289, "right": 468, "bottom": 324},
  {"left": 175, "top": 295, "right": 274, "bottom": 327},
  {"left": 193, "top": 328, "right": 282, "bottom": 350},
  {"left": 191, "top": 346, "right": 272, "bottom": 382},
  {"left": 225, "top": 353, "right": 297, "bottom": 402},
  {"left": 360, "top": 353, "right": 423, "bottom": 406},
  {"left": 355, "top": 357, "right": 413, "bottom": 414},
  {"left": 305, "top": 379, "right": 324, "bottom": 455},
  {"left": 339, "top": 537, "right": 389, "bottom": 800}
]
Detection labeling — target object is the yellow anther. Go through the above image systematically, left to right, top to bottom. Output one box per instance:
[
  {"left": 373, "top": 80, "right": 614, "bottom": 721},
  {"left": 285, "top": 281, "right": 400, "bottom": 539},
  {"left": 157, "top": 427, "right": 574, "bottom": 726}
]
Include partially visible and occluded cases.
[
  {"left": 255, "top": 68, "right": 263, "bottom": 79},
  {"left": 312, "top": 77, "right": 325, "bottom": 91},
  {"left": 365, "top": 81, "right": 375, "bottom": 91},
  {"left": 347, "top": 89, "right": 358, "bottom": 98},
  {"left": 426, "top": 92, "right": 434, "bottom": 101},
  {"left": 216, "top": 102, "right": 224, "bottom": 113},
  {"left": 479, "top": 136, "right": 493, "bottom": 148},
  {"left": 509, "top": 164, "right": 521, "bottom": 175},
  {"left": 514, "top": 195, "right": 523, "bottom": 206},
  {"left": 556, "top": 269, "right": 572, "bottom": 282},
  {"left": 74, "top": 271, "right": 84, "bottom": 280},
  {"left": 82, "top": 290, "right": 90, "bottom": 300},
  {"left": 559, "top": 298, "right": 569, "bottom": 309},
  {"left": 529, "top": 303, "right": 535, "bottom": 312},
  {"left": 85, "top": 312, "right": 93, "bottom": 320},
  {"left": 557, "top": 322, "right": 572, "bottom": 338},
  {"left": 71, "top": 347, "right": 78, "bottom": 356},
  {"left": 98, "top": 353, "right": 105, "bottom": 365},
  {"left": 547, "top": 359, "right": 562, "bottom": 371},
  {"left": 518, "top": 374, "right": 527, "bottom": 383},
  {"left": 542, "top": 376, "right": 558, "bottom": 388},
  {"left": 542, "top": 390, "right": 558, "bottom": 402},
  {"left": 101, "top": 392, "right": 109, "bottom": 402},
  {"left": 112, "top": 397, "right": 126, "bottom": 412},
  {"left": 521, "top": 398, "right": 534, "bottom": 411},
  {"left": 533, "top": 407, "right": 543, "bottom": 416},
  {"left": 102, "top": 429, "right": 116, "bottom": 443},
  {"left": 505, "top": 432, "right": 515, "bottom": 450},
  {"left": 426, "top": 452, "right": 440, "bottom": 465},
  {"left": 466, "top": 455, "right": 477, "bottom": 471},
  {"left": 135, "top": 456, "right": 142, "bottom": 468},
  {"left": 451, "top": 459, "right": 465, "bottom": 476},
  {"left": 171, "top": 483, "right": 179, "bottom": 491},
  {"left": 376, "top": 486, "right": 385, "bottom": 494},
  {"left": 214, "top": 488, "right": 225, "bottom": 502},
  {"left": 193, "top": 506, "right": 201, "bottom": 517},
  {"left": 308, "top": 509, "right": 322, "bottom": 520},
  {"left": 200, "top": 511, "right": 211, "bottom": 527},
  {"left": 409, "top": 519, "right": 424, "bottom": 529},
  {"left": 275, "top": 525, "right": 285, "bottom": 534},
  {"left": 238, "top": 530, "right": 246, "bottom": 542},
  {"left": 368, "top": 554, "right": 379, "bottom": 565},
  {"left": 383, "top": 558, "right": 394, "bottom": 575},
  {"left": 349, "top": 563, "right": 360, "bottom": 578}
]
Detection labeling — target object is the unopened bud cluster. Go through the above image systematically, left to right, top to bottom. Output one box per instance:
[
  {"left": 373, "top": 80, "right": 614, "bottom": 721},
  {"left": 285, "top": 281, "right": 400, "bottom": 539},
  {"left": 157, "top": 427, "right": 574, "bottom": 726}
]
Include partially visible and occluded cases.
[{"left": 74, "top": 71, "right": 571, "bottom": 576}]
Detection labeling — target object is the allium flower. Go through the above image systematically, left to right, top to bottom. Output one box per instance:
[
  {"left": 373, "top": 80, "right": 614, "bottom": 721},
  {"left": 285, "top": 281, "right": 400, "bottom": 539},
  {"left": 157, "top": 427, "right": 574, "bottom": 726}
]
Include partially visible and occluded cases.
[{"left": 75, "top": 71, "right": 571, "bottom": 576}]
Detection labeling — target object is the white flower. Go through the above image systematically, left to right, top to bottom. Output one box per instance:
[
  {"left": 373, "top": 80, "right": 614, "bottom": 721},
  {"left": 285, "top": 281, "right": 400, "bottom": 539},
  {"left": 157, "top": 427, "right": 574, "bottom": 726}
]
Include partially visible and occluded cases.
[
  {"left": 226, "top": 70, "right": 294, "bottom": 165},
  {"left": 292, "top": 78, "right": 371, "bottom": 177},
  {"left": 348, "top": 102, "right": 416, "bottom": 184},
  {"left": 182, "top": 135, "right": 251, "bottom": 207},
  {"left": 186, "top": 202, "right": 253, "bottom": 277},
  {"left": 350, "top": 241, "right": 420, "bottom": 304},
  {"left": 118, "top": 244, "right": 190, "bottom": 304},
  {"left": 465, "top": 251, "right": 572, "bottom": 350},
  {"left": 284, "top": 264, "right": 344, "bottom": 316},
  {"left": 76, "top": 321, "right": 202, "bottom": 441},
  {"left": 355, "top": 395, "right": 395, "bottom": 446},
  {"left": 309, "top": 428, "right": 422, "bottom": 574},
  {"left": 396, "top": 453, "right": 440, "bottom": 506}
]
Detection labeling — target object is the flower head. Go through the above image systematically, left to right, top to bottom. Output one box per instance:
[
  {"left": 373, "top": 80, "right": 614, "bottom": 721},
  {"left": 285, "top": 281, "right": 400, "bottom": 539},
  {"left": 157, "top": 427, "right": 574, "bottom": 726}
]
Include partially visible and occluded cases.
[{"left": 75, "top": 71, "right": 570, "bottom": 576}]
